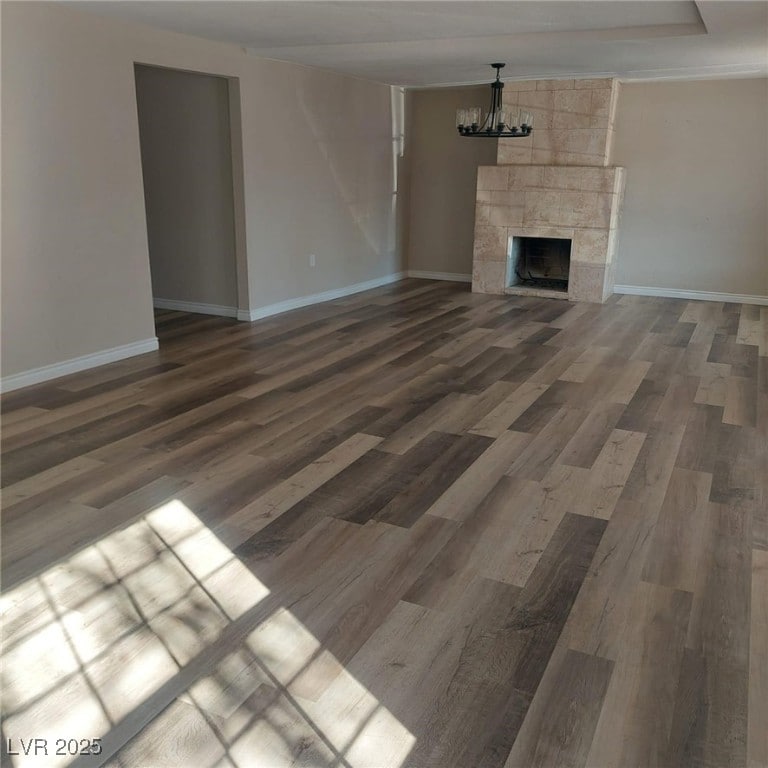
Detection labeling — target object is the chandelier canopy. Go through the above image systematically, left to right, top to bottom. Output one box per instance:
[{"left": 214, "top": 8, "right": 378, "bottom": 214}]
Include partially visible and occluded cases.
[{"left": 456, "top": 63, "right": 533, "bottom": 138}]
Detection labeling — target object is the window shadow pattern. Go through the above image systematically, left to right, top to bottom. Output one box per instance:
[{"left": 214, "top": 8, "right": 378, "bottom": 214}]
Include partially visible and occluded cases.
[{"left": 1, "top": 499, "right": 416, "bottom": 767}]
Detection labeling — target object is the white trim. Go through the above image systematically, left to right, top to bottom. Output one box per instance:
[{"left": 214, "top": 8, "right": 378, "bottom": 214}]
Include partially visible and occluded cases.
[
  {"left": 410, "top": 66, "right": 764, "bottom": 90},
  {"left": 617, "top": 68, "right": 765, "bottom": 83},
  {"left": 410, "top": 74, "right": 612, "bottom": 90},
  {"left": 407, "top": 270, "right": 473, "bottom": 283},
  {"left": 239, "top": 272, "right": 407, "bottom": 322},
  {"left": 613, "top": 285, "right": 768, "bottom": 306},
  {"left": 153, "top": 298, "right": 238, "bottom": 318},
  {"left": 1, "top": 338, "right": 159, "bottom": 393}
]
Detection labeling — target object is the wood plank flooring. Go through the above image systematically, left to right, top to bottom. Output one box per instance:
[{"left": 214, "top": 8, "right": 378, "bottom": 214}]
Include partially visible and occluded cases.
[{"left": 1, "top": 279, "right": 765, "bottom": 768}]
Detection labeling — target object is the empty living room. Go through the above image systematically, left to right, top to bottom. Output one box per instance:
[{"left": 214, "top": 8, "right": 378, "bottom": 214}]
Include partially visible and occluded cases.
[{"left": 1, "top": 1, "right": 767, "bottom": 766}]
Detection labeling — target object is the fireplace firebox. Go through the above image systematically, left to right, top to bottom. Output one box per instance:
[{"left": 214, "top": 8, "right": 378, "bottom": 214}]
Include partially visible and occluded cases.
[{"left": 509, "top": 236, "right": 571, "bottom": 293}]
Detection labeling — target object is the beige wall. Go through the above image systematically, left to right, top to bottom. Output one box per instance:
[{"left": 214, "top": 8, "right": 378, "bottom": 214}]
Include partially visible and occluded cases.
[
  {"left": 1, "top": 2, "right": 399, "bottom": 380},
  {"left": 1, "top": 2, "right": 156, "bottom": 378},
  {"left": 135, "top": 65, "right": 237, "bottom": 309},
  {"left": 405, "top": 77, "right": 768, "bottom": 297},
  {"left": 611, "top": 78, "right": 768, "bottom": 296},
  {"left": 405, "top": 87, "right": 497, "bottom": 276}
]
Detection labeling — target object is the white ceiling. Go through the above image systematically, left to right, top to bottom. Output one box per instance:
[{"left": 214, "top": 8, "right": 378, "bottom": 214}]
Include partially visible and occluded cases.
[{"left": 69, "top": 1, "right": 768, "bottom": 86}]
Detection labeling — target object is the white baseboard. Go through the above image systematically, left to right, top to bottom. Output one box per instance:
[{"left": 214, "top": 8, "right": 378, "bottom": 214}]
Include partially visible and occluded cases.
[
  {"left": 407, "top": 270, "right": 473, "bottom": 283},
  {"left": 240, "top": 272, "right": 407, "bottom": 322},
  {"left": 613, "top": 285, "right": 768, "bottom": 306},
  {"left": 153, "top": 298, "right": 238, "bottom": 318},
  {"left": 1, "top": 337, "right": 159, "bottom": 393}
]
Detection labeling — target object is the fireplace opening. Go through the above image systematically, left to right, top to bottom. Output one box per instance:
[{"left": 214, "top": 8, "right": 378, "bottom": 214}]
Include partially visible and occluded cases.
[{"left": 509, "top": 236, "right": 571, "bottom": 293}]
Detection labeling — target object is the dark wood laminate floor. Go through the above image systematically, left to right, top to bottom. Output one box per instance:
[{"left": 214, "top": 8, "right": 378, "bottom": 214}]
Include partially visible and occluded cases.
[{"left": 1, "top": 279, "right": 766, "bottom": 768}]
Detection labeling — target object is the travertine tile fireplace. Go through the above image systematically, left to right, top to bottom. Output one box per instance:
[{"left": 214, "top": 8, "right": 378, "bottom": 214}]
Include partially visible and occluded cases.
[{"left": 472, "top": 78, "right": 626, "bottom": 303}]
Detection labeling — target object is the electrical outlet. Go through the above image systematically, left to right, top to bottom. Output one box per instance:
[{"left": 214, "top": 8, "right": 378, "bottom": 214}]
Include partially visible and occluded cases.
[{"left": 309, "top": 254, "right": 316, "bottom": 267}]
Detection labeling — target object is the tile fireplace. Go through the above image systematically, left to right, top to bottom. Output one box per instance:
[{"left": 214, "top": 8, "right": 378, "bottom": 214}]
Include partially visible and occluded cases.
[{"left": 471, "top": 77, "right": 626, "bottom": 303}]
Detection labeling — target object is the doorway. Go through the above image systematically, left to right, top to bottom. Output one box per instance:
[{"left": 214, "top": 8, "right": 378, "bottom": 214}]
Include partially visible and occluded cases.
[{"left": 134, "top": 64, "right": 244, "bottom": 324}]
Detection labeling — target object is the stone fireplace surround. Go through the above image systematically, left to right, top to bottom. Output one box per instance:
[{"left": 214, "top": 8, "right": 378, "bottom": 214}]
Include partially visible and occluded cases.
[
  {"left": 471, "top": 77, "right": 626, "bottom": 303},
  {"left": 473, "top": 164, "right": 626, "bottom": 302}
]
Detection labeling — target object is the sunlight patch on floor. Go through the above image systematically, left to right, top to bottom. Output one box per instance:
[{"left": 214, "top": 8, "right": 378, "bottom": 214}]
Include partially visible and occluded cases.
[
  {"left": 1, "top": 498, "right": 415, "bottom": 768},
  {"left": 0, "top": 499, "right": 270, "bottom": 768}
]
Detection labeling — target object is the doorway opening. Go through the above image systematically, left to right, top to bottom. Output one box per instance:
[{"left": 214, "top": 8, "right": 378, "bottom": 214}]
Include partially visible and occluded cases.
[{"left": 134, "top": 64, "right": 248, "bottom": 337}]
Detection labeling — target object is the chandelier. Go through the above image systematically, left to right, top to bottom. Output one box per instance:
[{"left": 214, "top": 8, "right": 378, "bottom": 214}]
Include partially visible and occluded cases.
[{"left": 456, "top": 63, "right": 533, "bottom": 138}]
